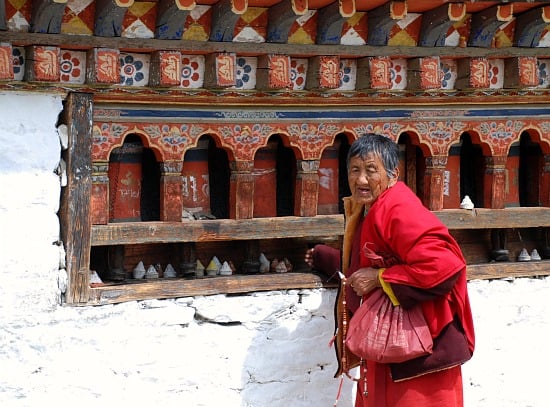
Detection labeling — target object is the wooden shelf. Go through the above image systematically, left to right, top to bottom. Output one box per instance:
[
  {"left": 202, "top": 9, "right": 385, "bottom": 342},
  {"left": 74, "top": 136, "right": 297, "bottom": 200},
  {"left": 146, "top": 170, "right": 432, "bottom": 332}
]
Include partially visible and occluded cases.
[
  {"left": 91, "top": 207, "right": 550, "bottom": 246},
  {"left": 433, "top": 207, "right": 550, "bottom": 230},
  {"left": 85, "top": 208, "right": 550, "bottom": 305},
  {"left": 91, "top": 215, "right": 344, "bottom": 246},
  {"left": 86, "top": 260, "right": 550, "bottom": 305},
  {"left": 466, "top": 260, "right": 550, "bottom": 281},
  {"left": 87, "top": 272, "right": 331, "bottom": 305}
]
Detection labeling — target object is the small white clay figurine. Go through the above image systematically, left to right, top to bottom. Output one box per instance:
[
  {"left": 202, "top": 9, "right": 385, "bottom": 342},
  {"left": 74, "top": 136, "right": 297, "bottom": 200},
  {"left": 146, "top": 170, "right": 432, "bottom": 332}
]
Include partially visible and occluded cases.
[{"left": 459, "top": 195, "right": 474, "bottom": 210}]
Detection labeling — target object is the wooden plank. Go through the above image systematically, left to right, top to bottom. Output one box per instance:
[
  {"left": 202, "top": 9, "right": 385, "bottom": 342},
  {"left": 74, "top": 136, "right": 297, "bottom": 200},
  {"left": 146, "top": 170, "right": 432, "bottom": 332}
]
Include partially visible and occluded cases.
[
  {"left": 3, "top": 32, "right": 550, "bottom": 59},
  {"left": 59, "top": 92, "right": 94, "bottom": 304},
  {"left": 91, "top": 207, "right": 550, "bottom": 246},
  {"left": 433, "top": 207, "right": 550, "bottom": 229},
  {"left": 91, "top": 215, "right": 345, "bottom": 245},
  {"left": 85, "top": 260, "right": 550, "bottom": 305},
  {"left": 467, "top": 260, "right": 550, "bottom": 280},
  {"left": 87, "top": 272, "right": 329, "bottom": 304}
]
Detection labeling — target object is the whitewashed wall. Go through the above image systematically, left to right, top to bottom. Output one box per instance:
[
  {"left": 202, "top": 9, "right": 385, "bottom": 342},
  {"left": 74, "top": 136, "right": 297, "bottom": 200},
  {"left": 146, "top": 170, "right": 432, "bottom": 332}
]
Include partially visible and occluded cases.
[{"left": 0, "top": 92, "right": 548, "bottom": 407}]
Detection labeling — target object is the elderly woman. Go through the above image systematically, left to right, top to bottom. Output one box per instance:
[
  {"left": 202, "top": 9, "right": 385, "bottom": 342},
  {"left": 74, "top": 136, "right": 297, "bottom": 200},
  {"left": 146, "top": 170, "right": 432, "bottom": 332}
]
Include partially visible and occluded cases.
[{"left": 306, "top": 134, "right": 475, "bottom": 407}]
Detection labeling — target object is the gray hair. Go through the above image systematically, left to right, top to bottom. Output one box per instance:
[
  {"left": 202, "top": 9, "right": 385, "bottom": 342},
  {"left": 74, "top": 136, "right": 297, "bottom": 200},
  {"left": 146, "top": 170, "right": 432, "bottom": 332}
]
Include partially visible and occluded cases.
[{"left": 347, "top": 134, "right": 399, "bottom": 179}]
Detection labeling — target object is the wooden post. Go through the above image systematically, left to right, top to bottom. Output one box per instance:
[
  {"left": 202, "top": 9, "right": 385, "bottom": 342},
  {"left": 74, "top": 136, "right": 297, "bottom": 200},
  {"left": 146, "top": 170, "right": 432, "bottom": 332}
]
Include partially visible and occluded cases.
[
  {"left": 59, "top": 92, "right": 93, "bottom": 304},
  {"left": 541, "top": 154, "right": 550, "bottom": 207},
  {"left": 424, "top": 155, "right": 447, "bottom": 210},
  {"left": 484, "top": 155, "right": 507, "bottom": 209},
  {"left": 229, "top": 160, "right": 254, "bottom": 219},
  {"left": 294, "top": 160, "right": 319, "bottom": 217},
  {"left": 91, "top": 161, "right": 109, "bottom": 224},
  {"left": 160, "top": 161, "right": 183, "bottom": 221}
]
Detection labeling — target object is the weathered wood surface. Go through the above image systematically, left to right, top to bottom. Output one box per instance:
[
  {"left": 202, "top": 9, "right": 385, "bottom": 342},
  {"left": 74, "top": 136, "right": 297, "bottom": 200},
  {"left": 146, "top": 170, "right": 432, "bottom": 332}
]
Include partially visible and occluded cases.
[
  {"left": 59, "top": 92, "right": 94, "bottom": 304},
  {"left": 433, "top": 207, "right": 550, "bottom": 230},
  {"left": 91, "top": 208, "right": 550, "bottom": 246},
  {"left": 91, "top": 215, "right": 345, "bottom": 245},
  {"left": 85, "top": 260, "right": 550, "bottom": 305},
  {"left": 466, "top": 260, "right": 550, "bottom": 281},
  {"left": 88, "top": 272, "right": 327, "bottom": 304}
]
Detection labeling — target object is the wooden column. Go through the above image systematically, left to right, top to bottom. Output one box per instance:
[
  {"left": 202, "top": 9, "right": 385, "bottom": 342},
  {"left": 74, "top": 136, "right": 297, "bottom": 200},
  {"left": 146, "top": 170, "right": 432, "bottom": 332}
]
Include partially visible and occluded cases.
[
  {"left": 59, "top": 92, "right": 93, "bottom": 304},
  {"left": 541, "top": 154, "right": 550, "bottom": 207},
  {"left": 424, "top": 155, "right": 447, "bottom": 210},
  {"left": 484, "top": 155, "right": 507, "bottom": 209},
  {"left": 91, "top": 160, "right": 109, "bottom": 224},
  {"left": 230, "top": 160, "right": 254, "bottom": 219},
  {"left": 294, "top": 160, "right": 319, "bottom": 217},
  {"left": 160, "top": 161, "right": 183, "bottom": 221}
]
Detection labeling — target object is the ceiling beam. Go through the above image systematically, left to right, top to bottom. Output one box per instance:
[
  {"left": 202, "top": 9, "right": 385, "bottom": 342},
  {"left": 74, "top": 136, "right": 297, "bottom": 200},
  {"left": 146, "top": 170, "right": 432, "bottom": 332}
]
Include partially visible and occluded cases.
[{"left": 3, "top": 32, "right": 550, "bottom": 59}]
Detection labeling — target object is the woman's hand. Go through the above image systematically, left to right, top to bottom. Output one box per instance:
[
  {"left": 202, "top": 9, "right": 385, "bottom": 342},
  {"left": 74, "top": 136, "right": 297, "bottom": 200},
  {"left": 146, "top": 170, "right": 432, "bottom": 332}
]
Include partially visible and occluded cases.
[
  {"left": 304, "top": 247, "right": 315, "bottom": 268},
  {"left": 348, "top": 267, "right": 381, "bottom": 296}
]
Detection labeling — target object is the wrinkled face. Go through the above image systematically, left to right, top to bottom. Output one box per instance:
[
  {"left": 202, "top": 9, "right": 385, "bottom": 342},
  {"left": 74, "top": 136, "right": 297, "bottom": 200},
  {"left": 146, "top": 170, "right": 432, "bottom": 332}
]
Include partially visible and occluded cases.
[{"left": 347, "top": 152, "right": 398, "bottom": 206}]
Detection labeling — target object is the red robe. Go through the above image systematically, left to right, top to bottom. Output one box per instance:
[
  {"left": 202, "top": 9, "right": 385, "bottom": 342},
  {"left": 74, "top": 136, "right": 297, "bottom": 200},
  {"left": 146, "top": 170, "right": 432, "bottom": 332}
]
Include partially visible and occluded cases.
[{"left": 339, "top": 182, "right": 475, "bottom": 407}]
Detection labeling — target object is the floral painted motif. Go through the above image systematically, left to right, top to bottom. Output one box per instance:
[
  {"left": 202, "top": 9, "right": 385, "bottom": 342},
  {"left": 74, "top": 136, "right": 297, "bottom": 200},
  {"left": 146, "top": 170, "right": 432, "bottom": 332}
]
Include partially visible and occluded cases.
[
  {"left": 12, "top": 47, "right": 25, "bottom": 81},
  {"left": 60, "top": 51, "right": 86, "bottom": 84},
  {"left": 119, "top": 53, "right": 150, "bottom": 86},
  {"left": 181, "top": 55, "right": 204, "bottom": 88},
  {"left": 234, "top": 57, "right": 256, "bottom": 89},
  {"left": 290, "top": 58, "right": 308, "bottom": 90},
  {"left": 479, "top": 120, "right": 524, "bottom": 154}
]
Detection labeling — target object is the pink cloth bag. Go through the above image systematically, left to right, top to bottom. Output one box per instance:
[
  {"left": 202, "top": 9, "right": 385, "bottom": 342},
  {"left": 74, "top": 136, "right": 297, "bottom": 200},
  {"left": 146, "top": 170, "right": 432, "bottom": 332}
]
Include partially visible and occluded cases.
[{"left": 345, "top": 288, "right": 433, "bottom": 364}]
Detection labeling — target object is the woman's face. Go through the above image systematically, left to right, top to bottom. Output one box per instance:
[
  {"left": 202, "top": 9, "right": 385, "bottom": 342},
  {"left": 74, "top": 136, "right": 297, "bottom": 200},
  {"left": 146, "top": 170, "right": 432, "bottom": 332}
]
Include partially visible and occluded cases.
[{"left": 347, "top": 152, "right": 398, "bottom": 206}]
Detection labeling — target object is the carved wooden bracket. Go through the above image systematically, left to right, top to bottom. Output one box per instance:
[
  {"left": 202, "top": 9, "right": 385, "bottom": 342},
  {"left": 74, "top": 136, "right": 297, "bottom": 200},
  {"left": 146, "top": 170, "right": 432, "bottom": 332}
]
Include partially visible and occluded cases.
[
  {"left": 0, "top": 0, "right": 6, "bottom": 31},
  {"left": 30, "top": 0, "right": 68, "bottom": 34},
  {"left": 94, "top": 0, "right": 134, "bottom": 37},
  {"left": 155, "top": 0, "right": 191, "bottom": 40},
  {"left": 209, "top": 0, "right": 245, "bottom": 42},
  {"left": 267, "top": 0, "right": 304, "bottom": 43},
  {"left": 317, "top": 1, "right": 346, "bottom": 45},
  {"left": 367, "top": 1, "right": 407, "bottom": 46},
  {"left": 419, "top": 3, "right": 466, "bottom": 47},
  {"left": 468, "top": 4, "right": 513, "bottom": 48},
  {"left": 514, "top": 6, "right": 550, "bottom": 47}
]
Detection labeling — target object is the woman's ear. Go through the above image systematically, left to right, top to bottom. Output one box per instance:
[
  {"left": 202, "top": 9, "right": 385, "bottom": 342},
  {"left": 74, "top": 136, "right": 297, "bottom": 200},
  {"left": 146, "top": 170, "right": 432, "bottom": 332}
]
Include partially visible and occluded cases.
[{"left": 389, "top": 167, "right": 400, "bottom": 187}]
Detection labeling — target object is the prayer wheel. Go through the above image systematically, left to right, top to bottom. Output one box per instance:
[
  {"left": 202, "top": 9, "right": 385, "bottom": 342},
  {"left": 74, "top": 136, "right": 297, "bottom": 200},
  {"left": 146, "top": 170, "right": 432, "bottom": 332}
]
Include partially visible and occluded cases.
[
  {"left": 182, "top": 139, "right": 211, "bottom": 216},
  {"left": 253, "top": 140, "right": 278, "bottom": 217},
  {"left": 108, "top": 141, "right": 143, "bottom": 222}
]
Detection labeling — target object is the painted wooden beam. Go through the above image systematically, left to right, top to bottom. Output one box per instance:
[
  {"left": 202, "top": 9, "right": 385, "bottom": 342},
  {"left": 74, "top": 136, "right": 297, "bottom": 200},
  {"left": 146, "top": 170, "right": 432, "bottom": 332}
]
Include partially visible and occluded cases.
[
  {"left": 30, "top": 0, "right": 68, "bottom": 34},
  {"left": 94, "top": 0, "right": 134, "bottom": 37},
  {"left": 155, "top": 0, "right": 190, "bottom": 40},
  {"left": 209, "top": 0, "right": 244, "bottom": 42},
  {"left": 267, "top": 0, "right": 302, "bottom": 43},
  {"left": 367, "top": 0, "right": 407, "bottom": 46},
  {"left": 316, "top": 1, "right": 345, "bottom": 45},
  {"left": 419, "top": 2, "right": 466, "bottom": 47},
  {"left": 468, "top": 4, "right": 513, "bottom": 48},
  {"left": 514, "top": 6, "right": 550, "bottom": 47},
  {"left": 4, "top": 31, "right": 550, "bottom": 59}
]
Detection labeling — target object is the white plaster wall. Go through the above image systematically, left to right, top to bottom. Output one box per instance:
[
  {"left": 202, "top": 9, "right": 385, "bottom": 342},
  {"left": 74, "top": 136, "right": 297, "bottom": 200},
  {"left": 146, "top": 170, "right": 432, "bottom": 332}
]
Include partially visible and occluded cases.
[{"left": 0, "top": 92, "right": 548, "bottom": 407}]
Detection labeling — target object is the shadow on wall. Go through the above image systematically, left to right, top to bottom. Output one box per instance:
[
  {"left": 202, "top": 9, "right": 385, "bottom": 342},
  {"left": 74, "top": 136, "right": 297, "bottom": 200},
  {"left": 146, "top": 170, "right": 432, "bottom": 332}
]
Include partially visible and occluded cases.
[{"left": 239, "top": 289, "right": 355, "bottom": 407}]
